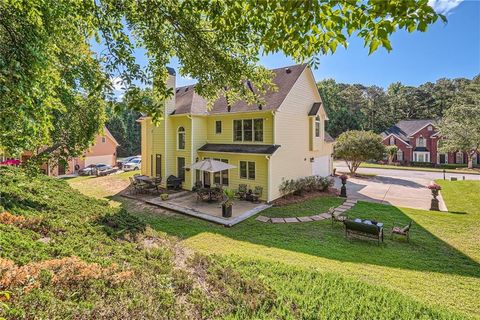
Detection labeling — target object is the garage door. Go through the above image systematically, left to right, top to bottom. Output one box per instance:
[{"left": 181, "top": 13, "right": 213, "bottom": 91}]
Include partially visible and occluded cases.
[
  {"left": 85, "top": 155, "right": 115, "bottom": 167},
  {"left": 311, "top": 156, "right": 331, "bottom": 176}
]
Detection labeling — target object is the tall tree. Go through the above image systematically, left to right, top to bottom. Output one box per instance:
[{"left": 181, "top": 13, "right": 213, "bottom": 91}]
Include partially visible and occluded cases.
[
  {"left": 1, "top": 0, "right": 445, "bottom": 159},
  {"left": 438, "top": 77, "right": 480, "bottom": 169},
  {"left": 334, "top": 130, "right": 385, "bottom": 174}
]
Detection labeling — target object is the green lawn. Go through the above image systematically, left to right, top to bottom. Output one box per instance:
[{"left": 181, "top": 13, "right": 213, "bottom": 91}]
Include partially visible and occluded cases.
[
  {"left": 360, "top": 162, "right": 480, "bottom": 175},
  {"left": 4, "top": 169, "right": 476, "bottom": 318}
]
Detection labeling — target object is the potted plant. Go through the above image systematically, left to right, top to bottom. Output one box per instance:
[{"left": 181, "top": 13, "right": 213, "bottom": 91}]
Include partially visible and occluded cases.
[
  {"left": 339, "top": 174, "right": 348, "bottom": 198},
  {"left": 427, "top": 183, "right": 442, "bottom": 211},
  {"left": 222, "top": 188, "right": 235, "bottom": 218},
  {"left": 160, "top": 193, "right": 169, "bottom": 201}
]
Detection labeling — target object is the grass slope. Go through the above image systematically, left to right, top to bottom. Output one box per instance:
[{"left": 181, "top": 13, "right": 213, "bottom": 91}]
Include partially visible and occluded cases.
[
  {"left": 1, "top": 168, "right": 476, "bottom": 318},
  {"left": 69, "top": 173, "right": 479, "bottom": 318}
]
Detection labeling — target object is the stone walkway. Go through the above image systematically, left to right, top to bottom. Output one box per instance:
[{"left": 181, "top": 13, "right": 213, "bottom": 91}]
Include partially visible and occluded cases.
[{"left": 255, "top": 199, "right": 358, "bottom": 223}]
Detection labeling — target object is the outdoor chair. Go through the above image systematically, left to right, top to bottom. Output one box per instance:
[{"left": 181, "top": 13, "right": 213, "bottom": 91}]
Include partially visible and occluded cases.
[
  {"left": 167, "top": 175, "right": 182, "bottom": 189},
  {"left": 150, "top": 177, "right": 162, "bottom": 194},
  {"left": 237, "top": 184, "right": 248, "bottom": 200},
  {"left": 252, "top": 186, "right": 263, "bottom": 203},
  {"left": 210, "top": 187, "right": 225, "bottom": 202},
  {"left": 196, "top": 188, "right": 210, "bottom": 202},
  {"left": 331, "top": 207, "right": 347, "bottom": 226},
  {"left": 344, "top": 219, "right": 384, "bottom": 245},
  {"left": 391, "top": 221, "right": 412, "bottom": 242}
]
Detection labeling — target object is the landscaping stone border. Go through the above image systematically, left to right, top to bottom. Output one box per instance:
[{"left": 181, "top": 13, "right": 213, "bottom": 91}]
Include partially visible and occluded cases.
[{"left": 255, "top": 199, "right": 358, "bottom": 224}]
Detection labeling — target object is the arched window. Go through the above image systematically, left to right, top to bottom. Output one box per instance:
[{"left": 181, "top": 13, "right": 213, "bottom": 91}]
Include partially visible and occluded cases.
[
  {"left": 315, "top": 116, "right": 321, "bottom": 137},
  {"left": 177, "top": 127, "right": 185, "bottom": 150},
  {"left": 389, "top": 136, "right": 395, "bottom": 145},
  {"left": 417, "top": 137, "right": 425, "bottom": 147},
  {"left": 396, "top": 149, "right": 403, "bottom": 161}
]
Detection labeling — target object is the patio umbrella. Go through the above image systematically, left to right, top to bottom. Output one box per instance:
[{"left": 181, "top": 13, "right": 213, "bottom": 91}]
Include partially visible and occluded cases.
[{"left": 186, "top": 158, "right": 236, "bottom": 173}]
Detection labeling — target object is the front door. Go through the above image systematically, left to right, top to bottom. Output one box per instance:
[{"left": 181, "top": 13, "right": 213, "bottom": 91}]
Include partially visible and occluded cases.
[
  {"left": 439, "top": 154, "right": 446, "bottom": 164},
  {"left": 177, "top": 157, "right": 185, "bottom": 181},
  {"left": 58, "top": 163, "right": 66, "bottom": 175}
]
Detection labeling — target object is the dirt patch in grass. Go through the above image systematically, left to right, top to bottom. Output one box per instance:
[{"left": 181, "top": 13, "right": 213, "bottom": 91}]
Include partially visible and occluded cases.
[{"left": 272, "top": 189, "right": 339, "bottom": 206}]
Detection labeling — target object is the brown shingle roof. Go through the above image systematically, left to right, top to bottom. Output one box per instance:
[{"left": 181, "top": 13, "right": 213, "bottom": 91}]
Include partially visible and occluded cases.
[{"left": 170, "top": 64, "right": 308, "bottom": 115}]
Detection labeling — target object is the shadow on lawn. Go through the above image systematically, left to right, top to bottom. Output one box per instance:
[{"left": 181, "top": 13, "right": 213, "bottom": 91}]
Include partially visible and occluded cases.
[{"left": 109, "top": 188, "right": 480, "bottom": 279}]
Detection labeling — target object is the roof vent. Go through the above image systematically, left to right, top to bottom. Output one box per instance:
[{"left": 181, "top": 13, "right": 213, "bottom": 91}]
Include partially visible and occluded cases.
[
  {"left": 285, "top": 67, "right": 291, "bottom": 74},
  {"left": 185, "top": 87, "right": 189, "bottom": 92}
]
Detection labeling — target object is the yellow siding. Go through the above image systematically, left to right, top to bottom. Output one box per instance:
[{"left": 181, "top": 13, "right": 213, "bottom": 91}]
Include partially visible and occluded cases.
[
  {"left": 270, "top": 67, "right": 332, "bottom": 201},
  {"left": 206, "top": 112, "right": 274, "bottom": 144},
  {"left": 169, "top": 116, "right": 194, "bottom": 189},
  {"left": 196, "top": 151, "right": 269, "bottom": 201}
]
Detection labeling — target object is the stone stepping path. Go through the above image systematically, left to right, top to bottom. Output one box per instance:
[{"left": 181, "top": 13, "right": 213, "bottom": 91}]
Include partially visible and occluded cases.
[{"left": 255, "top": 199, "right": 358, "bottom": 224}]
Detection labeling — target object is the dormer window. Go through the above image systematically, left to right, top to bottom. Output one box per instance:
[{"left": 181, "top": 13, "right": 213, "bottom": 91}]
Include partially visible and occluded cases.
[
  {"left": 315, "top": 116, "right": 321, "bottom": 137},
  {"left": 178, "top": 127, "right": 185, "bottom": 149},
  {"left": 389, "top": 136, "right": 395, "bottom": 145}
]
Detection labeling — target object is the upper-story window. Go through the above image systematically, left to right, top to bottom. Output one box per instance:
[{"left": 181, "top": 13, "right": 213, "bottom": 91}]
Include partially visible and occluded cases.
[
  {"left": 315, "top": 116, "right": 321, "bottom": 137},
  {"left": 233, "top": 119, "right": 263, "bottom": 142},
  {"left": 215, "top": 121, "right": 222, "bottom": 134},
  {"left": 427, "top": 125, "right": 433, "bottom": 131},
  {"left": 177, "top": 127, "right": 185, "bottom": 150},
  {"left": 389, "top": 136, "right": 395, "bottom": 145},
  {"left": 417, "top": 136, "right": 426, "bottom": 147},
  {"left": 101, "top": 137, "right": 106, "bottom": 143}
]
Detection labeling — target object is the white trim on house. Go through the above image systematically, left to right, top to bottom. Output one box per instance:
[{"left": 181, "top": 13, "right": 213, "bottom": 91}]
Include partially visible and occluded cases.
[
  {"left": 407, "top": 122, "right": 436, "bottom": 138},
  {"left": 382, "top": 133, "right": 412, "bottom": 147},
  {"left": 413, "top": 151, "right": 430, "bottom": 163},
  {"left": 437, "top": 153, "right": 448, "bottom": 164}
]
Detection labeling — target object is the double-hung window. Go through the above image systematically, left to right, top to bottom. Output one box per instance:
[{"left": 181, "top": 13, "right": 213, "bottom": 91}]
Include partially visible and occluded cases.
[
  {"left": 315, "top": 116, "right": 321, "bottom": 138},
  {"left": 233, "top": 119, "right": 263, "bottom": 142},
  {"left": 215, "top": 121, "right": 222, "bottom": 134},
  {"left": 178, "top": 127, "right": 185, "bottom": 150},
  {"left": 213, "top": 158, "right": 229, "bottom": 186},
  {"left": 239, "top": 161, "right": 255, "bottom": 180}
]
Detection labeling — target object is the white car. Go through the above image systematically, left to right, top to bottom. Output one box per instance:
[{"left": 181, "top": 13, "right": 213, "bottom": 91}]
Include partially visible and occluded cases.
[{"left": 123, "top": 158, "right": 141, "bottom": 171}]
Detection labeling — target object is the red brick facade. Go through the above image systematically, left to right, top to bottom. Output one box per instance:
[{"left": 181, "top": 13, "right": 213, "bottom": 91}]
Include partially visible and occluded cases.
[{"left": 382, "top": 123, "right": 479, "bottom": 166}]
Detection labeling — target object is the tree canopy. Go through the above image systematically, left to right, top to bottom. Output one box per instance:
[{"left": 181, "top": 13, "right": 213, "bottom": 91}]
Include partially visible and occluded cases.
[
  {"left": 1, "top": 0, "right": 445, "bottom": 159},
  {"left": 318, "top": 76, "right": 475, "bottom": 137},
  {"left": 438, "top": 76, "right": 480, "bottom": 169},
  {"left": 334, "top": 130, "right": 385, "bottom": 174}
]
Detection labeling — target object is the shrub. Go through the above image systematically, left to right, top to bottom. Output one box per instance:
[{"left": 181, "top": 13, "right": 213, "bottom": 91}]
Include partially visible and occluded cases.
[{"left": 279, "top": 176, "right": 333, "bottom": 197}]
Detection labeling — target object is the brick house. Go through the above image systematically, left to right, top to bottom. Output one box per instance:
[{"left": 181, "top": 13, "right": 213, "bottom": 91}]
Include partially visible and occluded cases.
[{"left": 381, "top": 120, "right": 479, "bottom": 166}]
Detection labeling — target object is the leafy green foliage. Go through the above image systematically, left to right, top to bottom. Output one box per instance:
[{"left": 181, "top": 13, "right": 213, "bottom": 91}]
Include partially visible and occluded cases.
[
  {"left": 1, "top": 0, "right": 444, "bottom": 156},
  {"left": 318, "top": 76, "right": 475, "bottom": 137},
  {"left": 438, "top": 76, "right": 480, "bottom": 169},
  {"left": 106, "top": 103, "right": 141, "bottom": 157},
  {"left": 334, "top": 130, "right": 385, "bottom": 173},
  {"left": 386, "top": 145, "right": 399, "bottom": 164}
]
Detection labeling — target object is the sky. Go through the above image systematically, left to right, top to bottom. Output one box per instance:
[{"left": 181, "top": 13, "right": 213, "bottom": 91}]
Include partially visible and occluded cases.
[{"left": 109, "top": 0, "right": 480, "bottom": 92}]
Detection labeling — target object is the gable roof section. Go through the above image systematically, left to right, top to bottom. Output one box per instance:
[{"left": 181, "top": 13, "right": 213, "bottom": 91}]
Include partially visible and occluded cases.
[
  {"left": 170, "top": 64, "right": 308, "bottom": 115},
  {"left": 382, "top": 120, "right": 437, "bottom": 143},
  {"left": 104, "top": 127, "right": 120, "bottom": 146},
  {"left": 324, "top": 132, "right": 335, "bottom": 143},
  {"left": 198, "top": 143, "right": 281, "bottom": 155}
]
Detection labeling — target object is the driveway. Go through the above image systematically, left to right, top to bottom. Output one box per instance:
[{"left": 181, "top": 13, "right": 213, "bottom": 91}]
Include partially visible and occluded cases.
[{"left": 332, "top": 162, "right": 475, "bottom": 211}]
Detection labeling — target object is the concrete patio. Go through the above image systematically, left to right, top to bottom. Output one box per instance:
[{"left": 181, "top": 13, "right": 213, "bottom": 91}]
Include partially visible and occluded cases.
[{"left": 122, "top": 191, "right": 271, "bottom": 227}]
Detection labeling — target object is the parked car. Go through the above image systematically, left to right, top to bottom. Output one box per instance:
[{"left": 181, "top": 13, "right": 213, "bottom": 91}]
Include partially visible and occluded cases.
[
  {"left": 117, "top": 156, "right": 141, "bottom": 169},
  {"left": 123, "top": 158, "right": 141, "bottom": 171},
  {"left": 79, "top": 163, "right": 113, "bottom": 176},
  {"left": 97, "top": 164, "right": 118, "bottom": 176}
]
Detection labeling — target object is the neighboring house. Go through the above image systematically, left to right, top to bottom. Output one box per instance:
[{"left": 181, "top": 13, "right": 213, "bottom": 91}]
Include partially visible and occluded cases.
[
  {"left": 138, "top": 64, "right": 334, "bottom": 202},
  {"left": 381, "top": 120, "right": 479, "bottom": 165},
  {"left": 21, "top": 127, "right": 119, "bottom": 176}
]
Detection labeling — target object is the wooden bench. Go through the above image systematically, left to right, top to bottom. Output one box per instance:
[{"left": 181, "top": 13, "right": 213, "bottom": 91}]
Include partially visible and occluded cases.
[{"left": 344, "top": 219, "right": 384, "bottom": 244}]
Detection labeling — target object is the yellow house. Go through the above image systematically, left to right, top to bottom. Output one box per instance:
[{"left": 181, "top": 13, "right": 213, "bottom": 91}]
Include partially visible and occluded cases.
[{"left": 138, "top": 64, "right": 334, "bottom": 202}]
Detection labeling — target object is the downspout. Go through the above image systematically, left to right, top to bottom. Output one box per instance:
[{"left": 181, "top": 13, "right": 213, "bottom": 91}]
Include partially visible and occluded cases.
[{"left": 266, "top": 155, "right": 271, "bottom": 203}]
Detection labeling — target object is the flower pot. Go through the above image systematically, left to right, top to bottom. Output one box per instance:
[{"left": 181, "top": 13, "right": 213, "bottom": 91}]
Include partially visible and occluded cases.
[
  {"left": 160, "top": 194, "right": 169, "bottom": 201},
  {"left": 222, "top": 203, "right": 232, "bottom": 218}
]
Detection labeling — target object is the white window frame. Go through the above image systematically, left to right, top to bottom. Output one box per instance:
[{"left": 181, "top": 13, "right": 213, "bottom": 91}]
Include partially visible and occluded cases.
[
  {"left": 315, "top": 116, "right": 321, "bottom": 138},
  {"left": 233, "top": 119, "right": 263, "bottom": 142},
  {"left": 215, "top": 120, "right": 222, "bottom": 134},
  {"left": 177, "top": 126, "right": 186, "bottom": 150},
  {"left": 389, "top": 136, "right": 395, "bottom": 145},
  {"left": 101, "top": 137, "right": 106, "bottom": 143},
  {"left": 416, "top": 137, "right": 426, "bottom": 147},
  {"left": 396, "top": 149, "right": 403, "bottom": 161},
  {"left": 414, "top": 151, "right": 430, "bottom": 163},
  {"left": 456, "top": 152, "right": 464, "bottom": 164},
  {"left": 239, "top": 160, "right": 256, "bottom": 180}
]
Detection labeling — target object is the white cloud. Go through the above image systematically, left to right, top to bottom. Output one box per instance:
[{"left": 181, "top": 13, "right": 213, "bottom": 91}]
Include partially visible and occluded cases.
[{"left": 428, "top": 0, "right": 464, "bottom": 15}]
